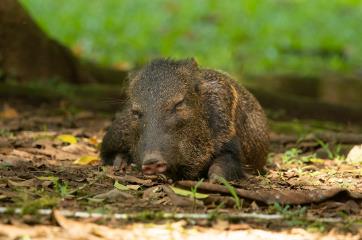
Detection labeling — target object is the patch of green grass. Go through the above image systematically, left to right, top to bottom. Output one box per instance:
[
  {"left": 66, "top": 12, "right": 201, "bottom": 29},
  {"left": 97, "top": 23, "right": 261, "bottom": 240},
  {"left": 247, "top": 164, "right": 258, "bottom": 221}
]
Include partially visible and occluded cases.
[
  {"left": 20, "top": 0, "right": 362, "bottom": 76},
  {"left": 269, "top": 119, "right": 346, "bottom": 136},
  {"left": 269, "top": 120, "right": 309, "bottom": 135},
  {"left": 0, "top": 129, "right": 13, "bottom": 137},
  {"left": 316, "top": 139, "right": 345, "bottom": 161},
  {"left": 282, "top": 148, "right": 316, "bottom": 165},
  {"left": 282, "top": 148, "right": 301, "bottom": 164},
  {"left": 0, "top": 162, "right": 14, "bottom": 170},
  {"left": 44, "top": 177, "right": 71, "bottom": 198},
  {"left": 9, "top": 178, "right": 76, "bottom": 214},
  {"left": 55, "top": 181, "right": 70, "bottom": 198},
  {"left": 11, "top": 190, "right": 60, "bottom": 215},
  {"left": 20, "top": 196, "right": 60, "bottom": 215},
  {"left": 268, "top": 203, "right": 342, "bottom": 233},
  {"left": 270, "top": 203, "right": 311, "bottom": 228},
  {"left": 271, "top": 203, "right": 307, "bottom": 218},
  {"left": 133, "top": 210, "right": 166, "bottom": 222},
  {"left": 339, "top": 218, "right": 362, "bottom": 234},
  {"left": 307, "top": 221, "right": 328, "bottom": 233}
]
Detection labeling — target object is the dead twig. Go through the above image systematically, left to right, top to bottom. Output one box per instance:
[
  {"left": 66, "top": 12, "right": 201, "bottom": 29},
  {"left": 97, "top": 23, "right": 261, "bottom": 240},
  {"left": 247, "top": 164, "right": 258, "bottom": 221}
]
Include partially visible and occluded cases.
[
  {"left": 176, "top": 181, "right": 362, "bottom": 205},
  {"left": 0, "top": 207, "right": 346, "bottom": 223}
]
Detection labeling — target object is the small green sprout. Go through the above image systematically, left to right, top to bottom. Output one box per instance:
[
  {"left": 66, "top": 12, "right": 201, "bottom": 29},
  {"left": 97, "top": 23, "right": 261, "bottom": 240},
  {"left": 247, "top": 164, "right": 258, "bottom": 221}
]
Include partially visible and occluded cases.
[{"left": 217, "top": 176, "right": 242, "bottom": 209}]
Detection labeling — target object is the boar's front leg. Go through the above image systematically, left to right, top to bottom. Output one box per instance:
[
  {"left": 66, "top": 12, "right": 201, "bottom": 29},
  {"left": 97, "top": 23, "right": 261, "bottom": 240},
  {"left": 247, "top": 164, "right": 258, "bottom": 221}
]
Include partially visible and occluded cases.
[
  {"left": 100, "top": 114, "right": 132, "bottom": 172},
  {"left": 208, "top": 154, "right": 245, "bottom": 181}
]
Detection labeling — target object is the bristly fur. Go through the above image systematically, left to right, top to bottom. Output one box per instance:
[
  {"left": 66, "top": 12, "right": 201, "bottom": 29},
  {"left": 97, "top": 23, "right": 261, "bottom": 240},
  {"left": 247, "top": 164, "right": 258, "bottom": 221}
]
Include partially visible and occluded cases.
[{"left": 101, "top": 58, "right": 269, "bottom": 180}]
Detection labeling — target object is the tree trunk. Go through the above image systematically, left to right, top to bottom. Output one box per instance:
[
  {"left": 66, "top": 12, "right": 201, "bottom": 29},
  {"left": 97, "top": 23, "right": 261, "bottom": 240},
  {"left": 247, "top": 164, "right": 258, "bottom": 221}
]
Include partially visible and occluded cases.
[{"left": 0, "top": 0, "right": 127, "bottom": 85}]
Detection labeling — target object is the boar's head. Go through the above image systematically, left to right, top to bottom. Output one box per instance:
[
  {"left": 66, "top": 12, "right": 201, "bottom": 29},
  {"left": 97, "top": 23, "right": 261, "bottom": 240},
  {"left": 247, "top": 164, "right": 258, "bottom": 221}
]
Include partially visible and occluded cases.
[{"left": 128, "top": 59, "right": 213, "bottom": 179}]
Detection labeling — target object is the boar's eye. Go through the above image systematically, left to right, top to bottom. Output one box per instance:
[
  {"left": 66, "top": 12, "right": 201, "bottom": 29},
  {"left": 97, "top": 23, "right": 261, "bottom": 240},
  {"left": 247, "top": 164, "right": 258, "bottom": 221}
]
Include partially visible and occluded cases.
[
  {"left": 172, "top": 99, "right": 186, "bottom": 113},
  {"left": 131, "top": 109, "right": 143, "bottom": 119}
]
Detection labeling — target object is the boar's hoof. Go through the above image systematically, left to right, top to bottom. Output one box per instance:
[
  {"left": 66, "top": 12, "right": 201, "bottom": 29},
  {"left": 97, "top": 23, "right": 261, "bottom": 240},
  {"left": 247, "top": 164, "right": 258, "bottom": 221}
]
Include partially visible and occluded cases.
[
  {"left": 113, "top": 154, "right": 128, "bottom": 173},
  {"left": 208, "top": 173, "right": 223, "bottom": 183}
]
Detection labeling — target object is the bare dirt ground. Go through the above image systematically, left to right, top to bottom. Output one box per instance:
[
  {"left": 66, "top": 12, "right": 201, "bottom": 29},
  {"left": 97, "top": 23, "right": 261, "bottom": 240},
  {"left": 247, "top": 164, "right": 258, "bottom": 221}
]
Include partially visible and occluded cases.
[{"left": 0, "top": 102, "right": 361, "bottom": 239}]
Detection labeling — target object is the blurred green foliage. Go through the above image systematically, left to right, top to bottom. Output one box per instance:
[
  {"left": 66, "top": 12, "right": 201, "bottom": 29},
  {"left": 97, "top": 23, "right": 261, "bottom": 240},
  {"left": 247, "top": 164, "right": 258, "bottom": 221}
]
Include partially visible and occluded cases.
[{"left": 21, "top": 0, "right": 362, "bottom": 76}]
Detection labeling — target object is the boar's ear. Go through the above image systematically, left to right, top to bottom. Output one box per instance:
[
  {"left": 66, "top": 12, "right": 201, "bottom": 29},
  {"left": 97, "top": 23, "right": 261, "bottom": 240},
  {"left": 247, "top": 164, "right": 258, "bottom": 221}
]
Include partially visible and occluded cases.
[
  {"left": 185, "top": 57, "right": 199, "bottom": 70},
  {"left": 178, "top": 58, "right": 199, "bottom": 76},
  {"left": 128, "top": 69, "right": 139, "bottom": 80},
  {"left": 128, "top": 69, "right": 141, "bottom": 93}
]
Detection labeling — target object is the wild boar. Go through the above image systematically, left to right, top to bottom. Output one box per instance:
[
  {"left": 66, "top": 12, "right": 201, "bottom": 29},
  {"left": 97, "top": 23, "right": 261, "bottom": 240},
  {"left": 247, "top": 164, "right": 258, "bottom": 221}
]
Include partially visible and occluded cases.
[{"left": 101, "top": 58, "right": 269, "bottom": 180}]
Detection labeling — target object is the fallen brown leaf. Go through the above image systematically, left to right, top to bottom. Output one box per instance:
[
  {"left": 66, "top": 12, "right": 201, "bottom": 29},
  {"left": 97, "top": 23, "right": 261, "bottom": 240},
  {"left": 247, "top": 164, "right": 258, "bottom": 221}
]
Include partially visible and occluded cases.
[
  {"left": 0, "top": 104, "right": 19, "bottom": 119},
  {"left": 7, "top": 178, "right": 39, "bottom": 188},
  {"left": 93, "top": 189, "right": 134, "bottom": 202}
]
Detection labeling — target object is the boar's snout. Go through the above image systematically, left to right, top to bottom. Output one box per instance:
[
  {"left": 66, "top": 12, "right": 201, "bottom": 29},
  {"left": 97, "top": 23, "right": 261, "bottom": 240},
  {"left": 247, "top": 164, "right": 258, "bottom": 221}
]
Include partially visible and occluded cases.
[{"left": 142, "top": 151, "right": 167, "bottom": 175}]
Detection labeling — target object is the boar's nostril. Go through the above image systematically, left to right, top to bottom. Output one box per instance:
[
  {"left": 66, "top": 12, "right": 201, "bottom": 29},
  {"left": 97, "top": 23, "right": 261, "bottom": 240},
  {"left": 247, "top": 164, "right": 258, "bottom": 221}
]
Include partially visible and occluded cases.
[
  {"left": 142, "top": 151, "right": 167, "bottom": 175},
  {"left": 141, "top": 160, "right": 168, "bottom": 175},
  {"left": 142, "top": 160, "right": 168, "bottom": 175},
  {"left": 156, "top": 162, "right": 167, "bottom": 173},
  {"left": 142, "top": 165, "right": 155, "bottom": 175}
]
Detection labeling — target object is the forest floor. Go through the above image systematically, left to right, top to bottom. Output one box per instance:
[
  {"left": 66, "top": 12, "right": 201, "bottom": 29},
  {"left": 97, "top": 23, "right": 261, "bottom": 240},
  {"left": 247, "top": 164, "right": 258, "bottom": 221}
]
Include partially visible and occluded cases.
[{"left": 0, "top": 102, "right": 361, "bottom": 240}]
